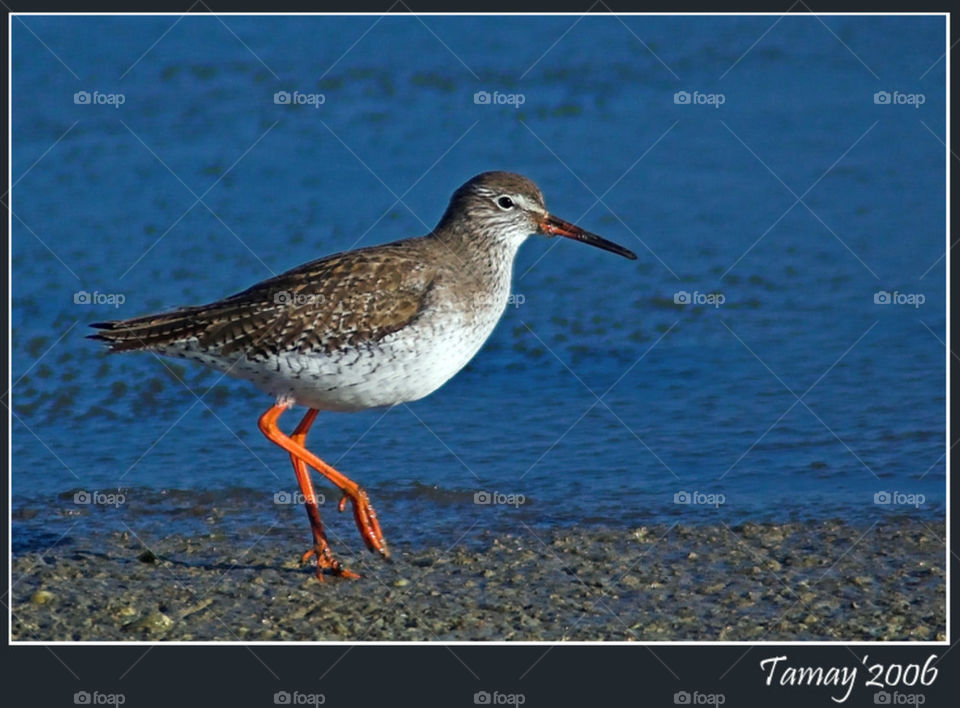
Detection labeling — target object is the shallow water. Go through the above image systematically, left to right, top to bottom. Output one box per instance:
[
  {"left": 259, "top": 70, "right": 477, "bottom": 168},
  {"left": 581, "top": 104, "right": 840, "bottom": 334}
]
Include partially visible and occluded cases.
[{"left": 12, "top": 15, "right": 946, "bottom": 551}]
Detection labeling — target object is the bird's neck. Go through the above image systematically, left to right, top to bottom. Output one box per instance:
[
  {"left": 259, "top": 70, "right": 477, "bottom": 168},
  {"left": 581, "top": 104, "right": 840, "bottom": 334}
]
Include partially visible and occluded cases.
[{"left": 428, "top": 220, "right": 526, "bottom": 279}]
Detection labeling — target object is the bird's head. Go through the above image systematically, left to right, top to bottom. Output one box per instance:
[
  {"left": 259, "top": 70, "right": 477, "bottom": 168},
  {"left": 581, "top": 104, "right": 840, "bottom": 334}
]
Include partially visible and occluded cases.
[{"left": 438, "top": 171, "right": 637, "bottom": 260}]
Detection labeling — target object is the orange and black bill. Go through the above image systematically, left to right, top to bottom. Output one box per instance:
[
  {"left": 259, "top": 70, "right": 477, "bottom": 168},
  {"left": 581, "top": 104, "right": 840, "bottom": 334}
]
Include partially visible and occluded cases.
[{"left": 539, "top": 214, "right": 638, "bottom": 260}]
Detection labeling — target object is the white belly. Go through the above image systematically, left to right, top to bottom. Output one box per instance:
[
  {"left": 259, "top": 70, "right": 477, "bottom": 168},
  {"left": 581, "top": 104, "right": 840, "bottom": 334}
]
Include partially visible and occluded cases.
[{"left": 178, "top": 305, "right": 505, "bottom": 412}]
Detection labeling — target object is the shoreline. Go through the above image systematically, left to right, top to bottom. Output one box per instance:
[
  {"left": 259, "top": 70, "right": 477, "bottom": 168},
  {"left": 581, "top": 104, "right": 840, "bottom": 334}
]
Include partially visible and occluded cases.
[{"left": 12, "top": 518, "right": 944, "bottom": 642}]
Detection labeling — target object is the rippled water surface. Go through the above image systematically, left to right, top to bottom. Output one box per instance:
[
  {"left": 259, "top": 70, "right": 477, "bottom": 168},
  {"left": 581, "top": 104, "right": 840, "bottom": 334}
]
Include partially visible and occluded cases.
[{"left": 12, "top": 16, "right": 946, "bottom": 551}]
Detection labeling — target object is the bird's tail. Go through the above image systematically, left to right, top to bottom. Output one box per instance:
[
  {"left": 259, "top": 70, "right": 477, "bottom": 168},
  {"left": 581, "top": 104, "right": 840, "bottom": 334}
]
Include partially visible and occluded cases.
[{"left": 88, "top": 307, "right": 205, "bottom": 352}]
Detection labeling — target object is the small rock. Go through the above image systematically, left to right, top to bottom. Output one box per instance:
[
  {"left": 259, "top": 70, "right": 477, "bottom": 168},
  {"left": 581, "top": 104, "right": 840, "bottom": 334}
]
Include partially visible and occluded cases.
[
  {"left": 138, "top": 550, "right": 158, "bottom": 564},
  {"left": 393, "top": 578, "right": 410, "bottom": 587},
  {"left": 30, "top": 590, "right": 55, "bottom": 605},
  {"left": 130, "top": 611, "right": 173, "bottom": 634}
]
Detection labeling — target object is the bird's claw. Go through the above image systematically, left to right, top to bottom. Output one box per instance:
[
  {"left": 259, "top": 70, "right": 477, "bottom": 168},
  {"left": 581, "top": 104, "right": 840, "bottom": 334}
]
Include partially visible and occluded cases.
[
  {"left": 338, "top": 488, "right": 389, "bottom": 558},
  {"left": 300, "top": 545, "right": 360, "bottom": 581}
]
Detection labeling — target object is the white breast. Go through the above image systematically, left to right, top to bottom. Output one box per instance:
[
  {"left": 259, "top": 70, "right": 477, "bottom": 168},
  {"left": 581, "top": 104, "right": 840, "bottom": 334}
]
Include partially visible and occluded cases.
[{"left": 201, "top": 295, "right": 508, "bottom": 412}]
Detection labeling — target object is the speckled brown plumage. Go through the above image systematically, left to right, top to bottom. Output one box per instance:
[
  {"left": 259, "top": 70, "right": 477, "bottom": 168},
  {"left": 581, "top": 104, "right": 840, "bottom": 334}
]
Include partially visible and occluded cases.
[{"left": 90, "top": 241, "right": 442, "bottom": 358}]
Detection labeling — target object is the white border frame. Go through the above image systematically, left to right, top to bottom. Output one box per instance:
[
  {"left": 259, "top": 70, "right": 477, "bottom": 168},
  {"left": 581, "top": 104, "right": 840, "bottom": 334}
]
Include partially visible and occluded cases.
[{"left": 7, "top": 10, "right": 951, "bottom": 647}]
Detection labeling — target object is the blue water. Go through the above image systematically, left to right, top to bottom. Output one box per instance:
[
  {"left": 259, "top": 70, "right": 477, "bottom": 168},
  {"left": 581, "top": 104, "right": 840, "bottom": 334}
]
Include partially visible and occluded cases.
[{"left": 11, "top": 15, "right": 946, "bottom": 552}]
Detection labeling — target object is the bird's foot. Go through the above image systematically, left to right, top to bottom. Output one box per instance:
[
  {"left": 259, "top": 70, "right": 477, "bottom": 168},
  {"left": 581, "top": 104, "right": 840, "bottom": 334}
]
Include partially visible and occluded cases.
[
  {"left": 338, "top": 488, "right": 389, "bottom": 558},
  {"left": 300, "top": 544, "right": 360, "bottom": 581}
]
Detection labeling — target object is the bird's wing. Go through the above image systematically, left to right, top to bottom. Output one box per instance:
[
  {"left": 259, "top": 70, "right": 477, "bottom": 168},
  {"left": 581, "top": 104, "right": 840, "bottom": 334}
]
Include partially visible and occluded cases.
[{"left": 90, "top": 242, "right": 437, "bottom": 356}]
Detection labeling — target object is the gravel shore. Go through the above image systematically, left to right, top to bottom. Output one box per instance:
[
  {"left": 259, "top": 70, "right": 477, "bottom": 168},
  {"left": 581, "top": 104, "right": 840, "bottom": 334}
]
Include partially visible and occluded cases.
[{"left": 11, "top": 518, "right": 944, "bottom": 641}]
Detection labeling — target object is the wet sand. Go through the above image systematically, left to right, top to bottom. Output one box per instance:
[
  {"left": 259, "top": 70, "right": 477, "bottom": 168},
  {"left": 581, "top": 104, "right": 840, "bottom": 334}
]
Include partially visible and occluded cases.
[{"left": 11, "top": 519, "right": 944, "bottom": 641}]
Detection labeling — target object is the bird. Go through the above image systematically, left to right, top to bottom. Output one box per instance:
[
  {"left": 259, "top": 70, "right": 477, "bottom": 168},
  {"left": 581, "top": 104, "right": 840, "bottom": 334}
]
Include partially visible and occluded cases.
[{"left": 89, "top": 171, "right": 637, "bottom": 581}]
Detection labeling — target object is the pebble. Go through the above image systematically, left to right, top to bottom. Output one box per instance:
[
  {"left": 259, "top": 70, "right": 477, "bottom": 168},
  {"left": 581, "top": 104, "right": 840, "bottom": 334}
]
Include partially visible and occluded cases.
[
  {"left": 30, "top": 590, "right": 55, "bottom": 605},
  {"left": 129, "top": 611, "right": 173, "bottom": 634}
]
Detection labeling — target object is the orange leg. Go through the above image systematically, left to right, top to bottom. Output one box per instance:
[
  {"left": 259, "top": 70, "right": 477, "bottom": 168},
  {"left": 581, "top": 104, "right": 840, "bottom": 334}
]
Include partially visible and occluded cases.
[
  {"left": 259, "top": 403, "right": 388, "bottom": 580},
  {"left": 287, "top": 409, "right": 358, "bottom": 580}
]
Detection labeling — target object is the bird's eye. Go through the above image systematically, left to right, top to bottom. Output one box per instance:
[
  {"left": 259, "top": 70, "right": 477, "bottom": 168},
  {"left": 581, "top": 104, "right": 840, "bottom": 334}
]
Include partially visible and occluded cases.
[{"left": 496, "top": 196, "right": 514, "bottom": 210}]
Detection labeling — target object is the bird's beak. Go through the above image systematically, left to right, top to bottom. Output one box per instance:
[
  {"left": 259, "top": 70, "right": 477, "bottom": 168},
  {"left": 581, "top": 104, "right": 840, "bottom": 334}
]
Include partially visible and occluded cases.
[{"left": 538, "top": 214, "right": 638, "bottom": 260}]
